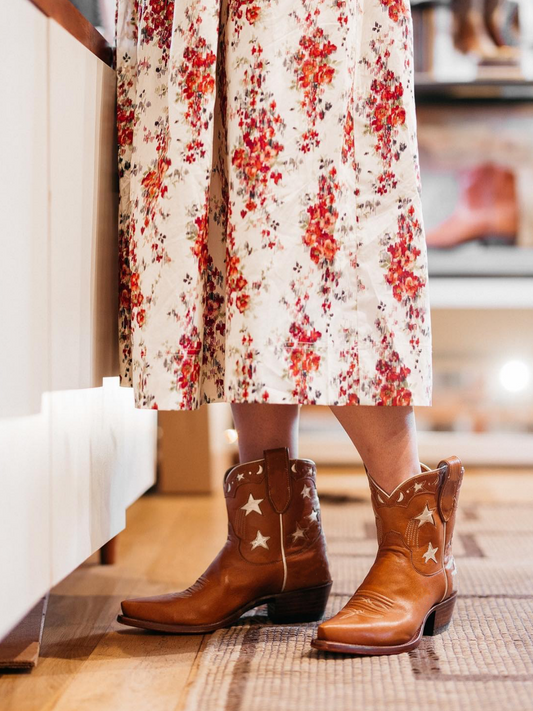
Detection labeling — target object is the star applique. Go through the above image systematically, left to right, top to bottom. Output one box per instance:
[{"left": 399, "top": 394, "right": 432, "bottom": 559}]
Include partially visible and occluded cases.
[
  {"left": 237, "top": 473, "right": 245, "bottom": 481},
  {"left": 413, "top": 481, "right": 424, "bottom": 492},
  {"left": 301, "top": 484, "right": 312, "bottom": 499},
  {"left": 240, "top": 494, "right": 264, "bottom": 516},
  {"left": 414, "top": 503, "right": 435, "bottom": 527},
  {"left": 307, "top": 509, "right": 318, "bottom": 523},
  {"left": 291, "top": 525, "right": 306, "bottom": 542},
  {"left": 250, "top": 530, "right": 270, "bottom": 550},
  {"left": 423, "top": 541, "right": 438, "bottom": 564}
]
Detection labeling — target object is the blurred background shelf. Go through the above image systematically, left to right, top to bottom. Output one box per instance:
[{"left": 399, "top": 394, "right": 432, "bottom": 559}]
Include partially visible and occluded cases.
[
  {"left": 415, "top": 77, "right": 533, "bottom": 101},
  {"left": 428, "top": 244, "right": 533, "bottom": 277},
  {"left": 428, "top": 276, "right": 533, "bottom": 308},
  {"left": 297, "top": 422, "right": 533, "bottom": 468}
]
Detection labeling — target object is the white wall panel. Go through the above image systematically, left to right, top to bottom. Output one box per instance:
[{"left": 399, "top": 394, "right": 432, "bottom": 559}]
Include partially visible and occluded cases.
[
  {"left": 0, "top": 0, "right": 49, "bottom": 417},
  {"left": 0, "top": 6, "right": 157, "bottom": 642},
  {"left": 48, "top": 19, "right": 118, "bottom": 392},
  {"left": 49, "top": 19, "right": 96, "bottom": 391},
  {"left": 0, "top": 380, "right": 157, "bottom": 642},
  {"left": 48, "top": 380, "right": 157, "bottom": 584},
  {"left": 0, "top": 410, "right": 51, "bottom": 641}
]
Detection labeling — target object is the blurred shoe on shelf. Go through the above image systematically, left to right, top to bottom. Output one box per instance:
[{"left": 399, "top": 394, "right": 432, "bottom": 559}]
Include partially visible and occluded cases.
[
  {"left": 452, "top": 0, "right": 520, "bottom": 63},
  {"left": 426, "top": 163, "right": 518, "bottom": 248}
]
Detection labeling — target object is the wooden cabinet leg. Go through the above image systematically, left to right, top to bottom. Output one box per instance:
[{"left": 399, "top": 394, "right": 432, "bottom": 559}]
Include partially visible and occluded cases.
[{"left": 99, "top": 534, "right": 118, "bottom": 565}]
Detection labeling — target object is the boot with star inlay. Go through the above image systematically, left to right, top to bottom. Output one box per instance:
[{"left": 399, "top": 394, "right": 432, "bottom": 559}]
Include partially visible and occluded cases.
[
  {"left": 118, "top": 447, "right": 332, "bottom": 633},
  {"left": 311, "top": 455, "right": 464, "bottom": 655}
]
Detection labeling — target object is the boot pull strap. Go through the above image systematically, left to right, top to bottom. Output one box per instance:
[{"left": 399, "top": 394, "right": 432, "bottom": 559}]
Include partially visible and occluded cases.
[
  {"left": 264, "top": 447, "right": 292, "bottom": 514},
  {"left": 437, "top": 456, "right": 464, "bottom": 522}
]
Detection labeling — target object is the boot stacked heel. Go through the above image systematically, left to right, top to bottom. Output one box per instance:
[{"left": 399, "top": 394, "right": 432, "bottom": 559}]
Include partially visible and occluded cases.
[
  {"left": 268, "top": 582, "right": 332, "bottom": 624},
  {"left": 423, "top": 592, "right": 457, "bottom": 636}
]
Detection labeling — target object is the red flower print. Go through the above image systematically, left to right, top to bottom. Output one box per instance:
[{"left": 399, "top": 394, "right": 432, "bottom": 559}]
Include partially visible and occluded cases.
[
  {"left": 140, "top": 0, "right": 175, "bottom": 50},
  {"left": 230, "top": 0, "right": 263, "bottom": 38},
  {"left": 335, "top": 0, "right": 349, "bottom": 27},
  {"left": 379, "top": 0, "right": 408, "bottom": 24},
  {"left": 177, "top": 18, "right": 217, "bottom": 164},
  {"left": 291, "top": 25, "right": 337, "bottom": 152},
  {"left": 231, "top": 44, "right": 285, "bottom": 220},
  {"left": 363, "top": 44, "right": 408, "bottom": 195},
  {"left": 341, "top": 86, "right": 360, "bottom": 188},
  {"left": 117, "top": 94, "right": 134, "bottom": 147},
  {"left": 140, "top": 124, "right": 171, "bottom": 230},
  {"left": 302, "top": 167, "right": 340, "bottom": 268},
  {"left": 190, "top": 188, "right": 210, "bottom": 274},
  {"left": 381, "top": 203, "right": 425, "bottom": 305},
  {"left": 225, "top": 213, "right": 251, "bottom": 318},
  {"left": 200, "top": 258, "right": 225, "bottom": 390},
  {"left": 235, "top": 294, "right": 250, "bottom": 312},
  {"left": 287, "top": 320, "right": 322, "bottom": 404},
  {"left": 372, "top": 320, "right": 413, "bottom": 405},
  {"left": 160, "top": 331, "right": 203, "bottom": 409},
  {"left": 232, "top": 333, "right": 269, "bottom": 402},
  {"left": 337, "top": 341, "right": 360, "bottom": 404}
]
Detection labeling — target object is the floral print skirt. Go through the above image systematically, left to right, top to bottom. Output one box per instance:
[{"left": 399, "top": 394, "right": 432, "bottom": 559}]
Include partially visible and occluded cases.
[{"left": 115, "top": 0, "right": 433, "bottom": 410}]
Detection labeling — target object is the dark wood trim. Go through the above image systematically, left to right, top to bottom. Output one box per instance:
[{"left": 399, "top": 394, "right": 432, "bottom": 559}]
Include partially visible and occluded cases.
[{"left": 29, "top": 0, "right": 114, "bottom": 68}]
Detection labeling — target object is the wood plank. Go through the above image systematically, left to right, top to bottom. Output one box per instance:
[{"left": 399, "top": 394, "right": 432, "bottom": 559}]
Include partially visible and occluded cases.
[{"left": 0, "top": 597, "right": 49, "bottom": 670}]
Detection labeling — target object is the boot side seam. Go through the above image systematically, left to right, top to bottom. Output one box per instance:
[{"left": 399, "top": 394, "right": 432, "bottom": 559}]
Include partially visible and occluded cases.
[
  {"left": 280, "top": 514, "right": 288, "bottom": 592},
  {"left": 440, "top": 520, "right": 449, "bottom": 601}
]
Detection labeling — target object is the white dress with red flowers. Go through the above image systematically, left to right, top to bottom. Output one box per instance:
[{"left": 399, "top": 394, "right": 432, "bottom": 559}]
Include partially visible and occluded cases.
[{"left": 115, "top": 0, "right": 432, "bottom": 410}]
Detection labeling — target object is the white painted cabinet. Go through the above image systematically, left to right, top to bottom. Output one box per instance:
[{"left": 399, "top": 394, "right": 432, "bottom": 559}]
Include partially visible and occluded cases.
[{"left": 0, "top": 1, "right": 157, "bottom": 641}]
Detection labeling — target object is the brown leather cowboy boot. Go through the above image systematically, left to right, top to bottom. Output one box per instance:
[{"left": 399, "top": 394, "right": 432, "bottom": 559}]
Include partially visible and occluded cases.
[
  {"left": 118, "top": 447, "right": 332, "bottom": 632},
  {"left": 311, "top": 455, "right": 463, "bottom": 655}
]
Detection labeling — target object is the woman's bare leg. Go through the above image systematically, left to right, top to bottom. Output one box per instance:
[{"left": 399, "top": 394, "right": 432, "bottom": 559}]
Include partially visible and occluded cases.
[
  {"left": 231, "top": 403, "right": 301, "bottom": 462},
  {"left": 329, "top": 405, "right": 420, "bottom": 494}
]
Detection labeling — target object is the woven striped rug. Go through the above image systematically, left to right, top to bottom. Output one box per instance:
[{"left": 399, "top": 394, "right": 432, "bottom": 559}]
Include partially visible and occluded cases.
[{"left": 183, "top": 494, "right": 533, "bottom": 711}]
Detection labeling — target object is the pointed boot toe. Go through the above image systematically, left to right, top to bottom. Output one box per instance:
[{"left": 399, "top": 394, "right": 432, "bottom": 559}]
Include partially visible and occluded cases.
[
  {"left": 118, "top": 593, "right": 178, "bottom": 630},
  {"left": 120, "top": 594, "right": 158, "bottom": 620},
  {"left": 120, "top": 597, "right": 141, "bottom": 619},
  {"left": 315, "top": 613, "right": 355, "bottom": 644}
]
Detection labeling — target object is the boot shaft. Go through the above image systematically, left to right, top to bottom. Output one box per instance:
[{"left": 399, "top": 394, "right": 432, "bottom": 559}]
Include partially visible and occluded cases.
[
  {"left": 223, "top": 447, "right": 331, "bottom": 591},
  {"left": 365, "top": 457, "right": 464, "bottom": 581}
]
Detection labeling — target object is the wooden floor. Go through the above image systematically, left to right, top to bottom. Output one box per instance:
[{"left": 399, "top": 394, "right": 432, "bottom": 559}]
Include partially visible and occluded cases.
[{"left": 1, "top": 467, "right": 532, "bottom": 711}]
